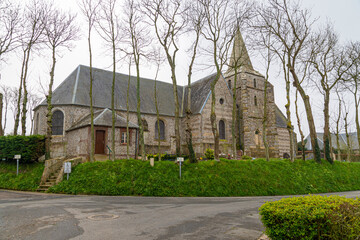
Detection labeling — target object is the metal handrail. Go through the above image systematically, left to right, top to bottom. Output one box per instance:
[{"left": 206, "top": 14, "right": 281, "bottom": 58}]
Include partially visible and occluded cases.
[{"left": 106, "top": 145, "right": 112, "bottom": 160}]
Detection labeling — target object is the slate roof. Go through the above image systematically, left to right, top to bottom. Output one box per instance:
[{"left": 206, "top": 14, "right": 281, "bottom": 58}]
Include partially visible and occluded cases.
[
  {"left": 37, "top": 64, "right": 288, "bottom": 129},
  {"left": 275, "top": 106, "right": 288, "bottom": 128},
  {"left": 67, "top": 108, "right": 138, "bottom": 132},
  {"left": 305, "top": 132, "right": 359, "bottom": 151}
]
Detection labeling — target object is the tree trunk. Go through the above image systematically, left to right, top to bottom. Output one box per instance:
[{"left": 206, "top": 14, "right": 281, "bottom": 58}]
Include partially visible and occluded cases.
[
  {"left": 88, "top": 31, "right": 95, "bottom": 162},
  {"left": 111, "top": 42, "right": 116, "bottom": 161},
  {"left": 21, "top": 47, "right": 32, "bottom": 136},
  {"left": 45, "top": 47, "right": 56, "bottom": 160},
  {"left": 14, "top": 50, "right": 26, "bottom": 135},
  {"left": 135, "top": 59, "right": 145, "bottom": 161},
  {"left": 126, "top": 61, "right": 131, "bottom": 160},
  {"left": 170, "top": 65, "right": 181, "bottom": 156},
  {"left": 290, "top": 67, "right": 321, "bottom": 163},
  {"left": 232, "top": 68, "right": 238, "bottom": 159},
  {"left": 263, "top": 71, "right": 270, "bottom": 161},
  {"left": 210, "top": 72, "right": 221, "bottom": 161},
  {"left": 285, "top": 76, "right": 294, "bottom": 162},
  {"left": 155, "top": 79, "right": 161, "bottom": 162},
  {"left": 295, "top": 90, "right": 305, "bottom": 161},
  {"left": 323, "top": 90, "right": 333, "bottom": 163},
  {"left": 336, "top": 92, "right": 342, "bottom": 161},
  {"left": 0, "top": 93, "right": 3, "bottom": 136},
  {"left": 354, "top": 94, "right": 360, "bottom": 151},
  {"left": 344, "top": 112, "right": 351, "bottom": 162}
]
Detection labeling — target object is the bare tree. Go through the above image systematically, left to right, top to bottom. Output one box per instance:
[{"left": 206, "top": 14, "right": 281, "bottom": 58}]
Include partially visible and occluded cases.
[
  {"left": 0, "top": 0, "right": 21, "bottom": 62},
  {"left": 79, "top": 0, "right": 100, "bottom": 162},
  {"left": 96, "top": 0, "right": 121, "bottom": 160},
  {"left": 122, "top": 0, "right": 151, "bottom": 161},
  {"left": 142, "top": 0, "right": 187, "bottom": 156},
  {"left": 198, "top": 0, "right": 239, "bottom": 160},
  {"left": 257, "top": 0, "right": 321, "bottom": 163},
  {"left": 184, "top": 1, "right": 204, "bottom": 162},
  {"left": 43, "top": 5, "right": 79, "bottom": 159},
  {"left": 309, "top": 24, "right": 350, "bottom": 164},
  {"left": 344, "top": 41, "right": 360, "bottom": 151},
  {"left": 126, "top": 57, "right": 131, "bottom": 160},
  {"left": 0, "top": 84, "right": 11, "bottom": 133},
  {"left": 9, "top": 87, "right": 19, "bottom": 128},
  {"left": 333, "top": 88, "right": 344, "bottom": 161},
  {"left": 0, "top": 92, "right": 3, "bottom": 136},
  {"left": 343, "top": 99, "right": 352, "bottom": 162}
]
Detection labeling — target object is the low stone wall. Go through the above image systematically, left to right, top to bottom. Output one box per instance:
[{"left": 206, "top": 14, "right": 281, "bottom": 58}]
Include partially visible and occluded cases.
[
  {"left": 40, "top": 157, "right": 65, "bottom": 185},
  {"left": 56, "top": 157, "right": 85, "bottom": 184}
]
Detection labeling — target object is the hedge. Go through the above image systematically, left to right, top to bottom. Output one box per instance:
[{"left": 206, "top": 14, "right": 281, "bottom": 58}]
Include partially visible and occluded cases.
[
  {"left": 0, "top": 135, "right": 45, "bottom": 163},
  {"left": 259, "top": 195, "right": 360, "bottom": 240}
]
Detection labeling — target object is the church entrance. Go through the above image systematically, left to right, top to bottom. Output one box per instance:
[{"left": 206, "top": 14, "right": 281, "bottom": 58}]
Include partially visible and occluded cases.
[{"left": 95, "top": 130, "right": 105, "bottom": 154}]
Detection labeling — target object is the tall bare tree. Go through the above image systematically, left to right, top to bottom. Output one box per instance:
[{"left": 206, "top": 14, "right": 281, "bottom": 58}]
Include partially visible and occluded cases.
[
  {"left": 0, "top": 0, "right": 21, "bottom": 62},
  {"left": 14, "top": 0, "right": 46, "bottom": 136},
  {"left": 79, "top": 0, "right": 100, "bottom": 162},
  {"left": 96, "top": 0, "right": 121, "bottom": 160},
  {"left": 123, "top": 0, "right": 151, "bottom": 160},
  {"left": 142, "top": 0, "right": 187, "bottom": 156},
  {"left": 257, "top": 0, "right": 321, "bottom": 163},
  {"left": 184, "top": 1, "right": 204, "bottom": 162},
  {"left": 43, "top": 5, "right": 78, "bottom": 159},
  {"left": 309, "top": 24, "right": 350, "bottom": 164},
  {"left": 345, "top": 41, "right": 360, "bottom": 151},
  {"left": 0, "top": 84, "right": 10, "bottom": 134},
  {"left": 295, "top": 89, "right": 306, "bottom": 160}
]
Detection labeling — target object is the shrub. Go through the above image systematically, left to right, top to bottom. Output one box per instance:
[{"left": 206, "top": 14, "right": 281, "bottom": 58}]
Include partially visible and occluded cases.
[
  {"left": 0, "top": 135, "right": 45, "bottom": 163},
  {"left": 204, "top": 148, "right": 214, "bottom": 160},
  {"left": 241, "top": 155, "right": 252, "bottom": 160},
  {"left": 259, "top": 195, "right": 360, "bottom": 240}
]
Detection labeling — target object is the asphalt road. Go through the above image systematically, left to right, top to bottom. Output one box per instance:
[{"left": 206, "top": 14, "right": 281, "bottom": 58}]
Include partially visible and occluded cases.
[{"left": 1, "top": 190, "right": 360, "bottom": 240}]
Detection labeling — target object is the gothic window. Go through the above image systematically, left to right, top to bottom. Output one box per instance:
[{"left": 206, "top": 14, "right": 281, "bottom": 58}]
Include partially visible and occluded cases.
[
  {"left": 253, "top": 78, "right": 257, "bottom": 88},
  {"left": 228, "top": 80, "right": 231, "bottom": 89},
  {"left": 254, "top": 96, "right": 257, "bottom": 106},
  {"left": 219, "top": 98, "right": 224, "bottom": 105},
  {"left": 52, "top": 110, "right": 64, "bottom": 135},
  {"left": 142, "top": 119, "right": 148, "bottom": 131},
  {"left": 155, "top": 120, "right": 165, "bottom": 140},
  {"left": 219, "top": 120, "right": 225, "bottom": 140},
  {"left": 255, "top": 130, "right": 260, "bottom": 146},
  {"left": 121, "top": 131, "right": 127, "bottom": 144}
]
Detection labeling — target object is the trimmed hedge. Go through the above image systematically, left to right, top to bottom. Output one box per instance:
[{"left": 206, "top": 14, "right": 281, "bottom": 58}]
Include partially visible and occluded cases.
[
  {"left": 0, "top": 135, "right": 45, "bottom": 163},
  {"left": 259, "top": 195, "right": 360, "bottom": 239}
]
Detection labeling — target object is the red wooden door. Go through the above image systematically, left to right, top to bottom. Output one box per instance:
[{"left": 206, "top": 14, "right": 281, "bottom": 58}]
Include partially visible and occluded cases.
[{"left": 95, "top": 130, "right": 105, "bottom": 154}]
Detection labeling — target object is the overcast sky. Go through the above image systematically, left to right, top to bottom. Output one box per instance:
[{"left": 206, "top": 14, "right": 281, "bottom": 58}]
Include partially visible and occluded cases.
[{"left": 1, "top": 0, "right": 360, "bottom": 138}]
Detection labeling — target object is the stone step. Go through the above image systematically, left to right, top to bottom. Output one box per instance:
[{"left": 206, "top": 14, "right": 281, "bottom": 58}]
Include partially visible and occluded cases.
[{"left": 41, "top": 183, "right": 54, "bottom": 187}]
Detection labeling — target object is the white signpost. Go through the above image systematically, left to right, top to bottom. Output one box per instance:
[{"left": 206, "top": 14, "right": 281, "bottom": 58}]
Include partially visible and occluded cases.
[
  {"left": 14, "top": 155, "right": 21, "bottom": 176},
  {"left": 176, "top": 157, "right": 184, "bottom": 179},
  {"left": 64, "top": 162, "right": 71, "bottom": 180}
]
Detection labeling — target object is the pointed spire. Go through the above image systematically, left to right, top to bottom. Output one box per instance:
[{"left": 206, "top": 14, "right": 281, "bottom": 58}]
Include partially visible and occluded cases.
[{"left": 226, "top": 29, "right": 254, "bottom": 75}]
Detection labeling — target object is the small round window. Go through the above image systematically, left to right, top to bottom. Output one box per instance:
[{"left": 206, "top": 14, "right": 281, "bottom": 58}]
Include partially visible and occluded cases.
[{"left": 219, "top": 98, "right": 224, "bottom": 105}]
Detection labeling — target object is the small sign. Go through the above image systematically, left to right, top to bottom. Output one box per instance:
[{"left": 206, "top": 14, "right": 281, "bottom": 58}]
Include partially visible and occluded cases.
[
  {"left": 14, "top": 155, "right": 21, "bottom": 159},
  {"left": 176, "top": 157, "right": 184, "bottom": 162},
  {"left": 64, "top": 162, "right": 71, "bottom": 173}
]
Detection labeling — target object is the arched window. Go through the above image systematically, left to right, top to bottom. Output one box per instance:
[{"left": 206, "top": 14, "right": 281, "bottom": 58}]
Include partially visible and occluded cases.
[
  {"left": 253, "top": 78, "right": 257, "bottom": 88},
  {"left": 228, "top": 80, "right": 231, "bottom": 89},
  {"left": 254, "top": 96, "right": 257, "bottom": 106},
  {"left": 52, "top": 110, "right": 64, "bottom": 135},
  {"left": 142, "top": 119, "right": 148, "bottom": 131},
  {"left": 155, "top": 120, "right": 165, "bottom": 140},
  {"left": 219, "top": 120, "right": 225, "bottom": 140},
  {"left": 255, "top": 130, "right": 260, "bottom": 146}
]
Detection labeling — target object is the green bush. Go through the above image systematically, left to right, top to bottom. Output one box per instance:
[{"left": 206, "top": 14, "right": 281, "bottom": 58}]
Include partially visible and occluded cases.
[
  {"left": 0, "top": 135, "right": 45, "bottom": 163},
  {"left": 204, "top": 148, "right": 214, "bottom": 159},
  {"left": 241, "top": 155, "right": 252, "bottom": 160},
  {"left": 0, "top": 162, "right": 44, "bottom": 191},
  {"left": 259, "top": 195, "right": 360, "bottom": 240}
]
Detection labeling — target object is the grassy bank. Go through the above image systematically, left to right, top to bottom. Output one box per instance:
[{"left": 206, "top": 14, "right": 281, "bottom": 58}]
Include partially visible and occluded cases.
[
  {"left": 49, "top": 159, "right": 360, "bottom": 196},
  {"left": 0, "top": 162, "right": 44, "bottom": 191}
]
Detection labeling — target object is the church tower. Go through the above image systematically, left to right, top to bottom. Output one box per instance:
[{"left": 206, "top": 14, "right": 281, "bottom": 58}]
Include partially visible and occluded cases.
[{"left": 225, "top": 30, "right": 279, "bottom": 158}]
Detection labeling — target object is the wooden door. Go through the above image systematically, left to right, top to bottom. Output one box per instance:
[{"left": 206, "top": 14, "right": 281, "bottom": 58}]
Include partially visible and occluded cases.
[{"left": 95, "top": 130, "right": 105, "bottom": 154}]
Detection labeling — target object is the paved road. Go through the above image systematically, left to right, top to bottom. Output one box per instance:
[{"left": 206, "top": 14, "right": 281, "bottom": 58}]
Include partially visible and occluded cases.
[{"left": 1, "top": 190, "right": 360, "bottom": 240}]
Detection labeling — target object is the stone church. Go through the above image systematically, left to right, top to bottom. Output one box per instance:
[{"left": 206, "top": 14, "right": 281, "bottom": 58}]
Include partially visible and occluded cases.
[{"left": 33, "top": 31, "right": 292, "bottom": 159}]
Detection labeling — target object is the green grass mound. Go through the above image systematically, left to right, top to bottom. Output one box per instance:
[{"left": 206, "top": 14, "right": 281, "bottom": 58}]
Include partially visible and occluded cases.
[
  {"left": 48, "top": 159, "right": 360, "bottom": 196},
  {"left": 0, "top": 162, "right": 44, "bottom": 191},
  {"left": 260, "top": 195, "right": 360, "bottom": 239}
]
